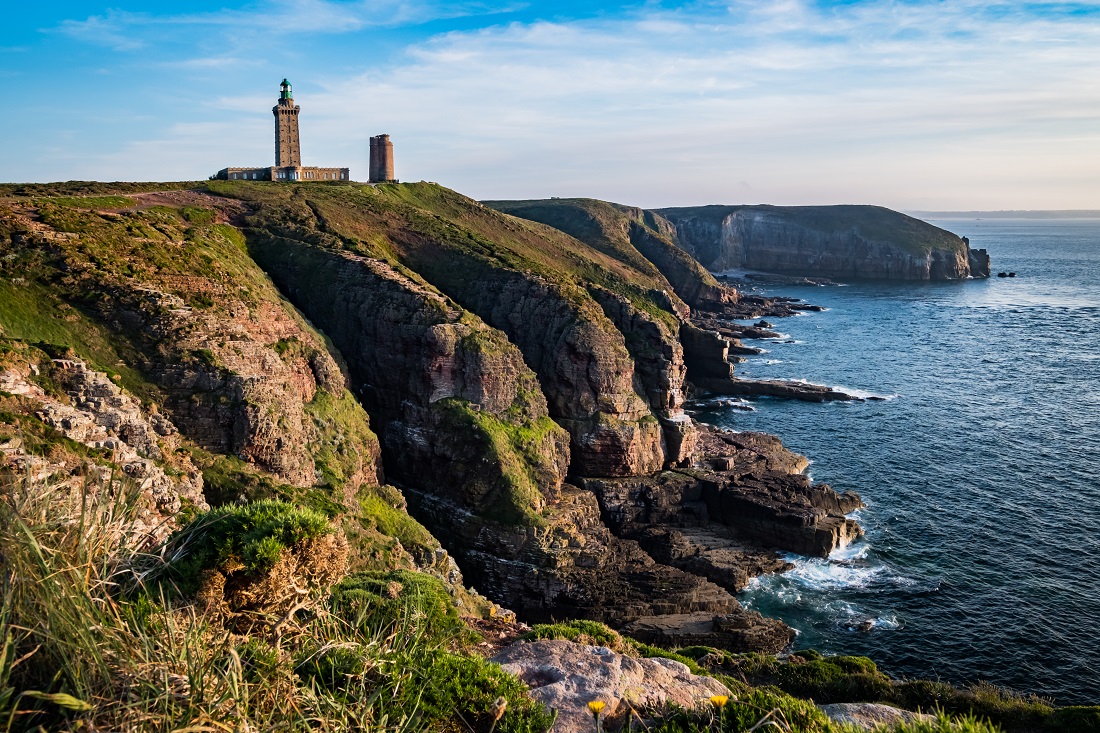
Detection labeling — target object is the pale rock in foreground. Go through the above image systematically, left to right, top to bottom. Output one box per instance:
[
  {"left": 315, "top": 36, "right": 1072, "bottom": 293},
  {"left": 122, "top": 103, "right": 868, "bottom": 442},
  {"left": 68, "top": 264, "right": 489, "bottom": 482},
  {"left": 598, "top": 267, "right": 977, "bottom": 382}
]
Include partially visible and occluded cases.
[
  {"left": 492, "top": 639, "right": 729, "bottom": 733},
  {"left": 819, "top": 702, "right": 933, "bottom": 730}
]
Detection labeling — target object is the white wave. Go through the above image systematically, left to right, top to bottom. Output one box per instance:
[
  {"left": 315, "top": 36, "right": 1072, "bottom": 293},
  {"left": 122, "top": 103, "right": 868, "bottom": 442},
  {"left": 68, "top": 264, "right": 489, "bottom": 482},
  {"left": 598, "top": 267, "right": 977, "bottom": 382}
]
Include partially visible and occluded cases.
[
  {"left": 760, "top": 359, "right": 784, "bottom": 365},
  {"left": 785, "top": 378, "right": 897, "bottom": 401},
  {"left": 837, "top": 386, "right": 899, "bottom": 401},
  {"left": 717, "top": 399, "right": 756, "bottom": 411},
  {"left": 777, "top": 551, "right": 885, "bottom": 592},
  {"left": 827, "top": 602, "right": 903, "bottom": 632}
]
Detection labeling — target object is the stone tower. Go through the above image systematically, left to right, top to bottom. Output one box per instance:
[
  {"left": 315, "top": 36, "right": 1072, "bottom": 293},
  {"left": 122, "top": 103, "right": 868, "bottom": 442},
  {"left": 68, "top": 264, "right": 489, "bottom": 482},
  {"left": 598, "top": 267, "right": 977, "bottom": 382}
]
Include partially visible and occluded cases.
[
  {"left": 273, "top": 79, "right": 301, "bottom": 168},
  {"left": 369, "top": 134, "right": 395, "bottom": 183}
]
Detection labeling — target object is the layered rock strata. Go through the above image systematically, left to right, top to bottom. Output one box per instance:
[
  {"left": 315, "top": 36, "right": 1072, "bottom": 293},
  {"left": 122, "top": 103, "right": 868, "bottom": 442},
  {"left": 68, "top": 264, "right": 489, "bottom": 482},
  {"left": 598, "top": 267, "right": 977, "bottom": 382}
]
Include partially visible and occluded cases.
[
  {"left": 244, "top": 242, "right": 570, "bottom": 525},
  {"left": 0, "top": 360, "right": 207, "bottom": 543},
  {"left": 583, "top": 427, "right": 862, "bottom": 565}
]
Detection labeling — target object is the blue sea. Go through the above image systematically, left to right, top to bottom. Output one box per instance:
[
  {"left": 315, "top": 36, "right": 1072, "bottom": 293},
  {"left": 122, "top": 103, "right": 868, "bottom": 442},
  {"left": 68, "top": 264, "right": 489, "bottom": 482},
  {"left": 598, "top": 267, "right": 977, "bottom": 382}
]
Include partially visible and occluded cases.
[{"left": 691, "top": 219, "right": 1100, "bottom": 705}]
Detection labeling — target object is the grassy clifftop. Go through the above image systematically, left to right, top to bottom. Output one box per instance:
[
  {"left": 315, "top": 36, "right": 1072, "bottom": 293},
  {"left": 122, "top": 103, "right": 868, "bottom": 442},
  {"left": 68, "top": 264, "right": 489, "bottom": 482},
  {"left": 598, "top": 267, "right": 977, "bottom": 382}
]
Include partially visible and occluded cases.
[{"left": 484, "top": 197, "right": 734, "bottom": 308}]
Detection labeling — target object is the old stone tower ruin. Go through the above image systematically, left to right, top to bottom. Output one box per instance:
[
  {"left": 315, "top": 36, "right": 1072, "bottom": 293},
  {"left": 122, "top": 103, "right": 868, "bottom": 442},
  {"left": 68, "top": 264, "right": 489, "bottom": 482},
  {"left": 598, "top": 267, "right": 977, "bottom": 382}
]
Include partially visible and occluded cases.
[
  {"left": 215, "top": 79, "right": 350, "bottom": 182},
  {"left": 369, "top": 134, "right": 396, "bottom": 183}
]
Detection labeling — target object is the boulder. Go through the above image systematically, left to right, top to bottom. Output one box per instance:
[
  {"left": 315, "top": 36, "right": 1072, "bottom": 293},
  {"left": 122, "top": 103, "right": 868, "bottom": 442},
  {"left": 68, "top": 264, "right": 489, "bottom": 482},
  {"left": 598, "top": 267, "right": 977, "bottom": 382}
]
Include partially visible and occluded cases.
[
  {"left": 492, "top": 639, "right": 729, "bottom": 733},
  {"left": 818, "top": 702, "right": 933, "bottom": 730}
]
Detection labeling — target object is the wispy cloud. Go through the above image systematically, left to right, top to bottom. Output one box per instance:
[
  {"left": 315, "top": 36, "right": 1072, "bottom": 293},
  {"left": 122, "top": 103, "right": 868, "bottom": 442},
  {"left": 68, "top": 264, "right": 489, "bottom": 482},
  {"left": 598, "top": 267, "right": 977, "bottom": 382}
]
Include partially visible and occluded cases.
[
  {"left": 54, "top": 0, "right": 524, "bottom": 51},
  {"left": 291, "top": 0, "right": 1100, "bottom": 207},
  {"left": 33, "top": 1, "right": 1100, "bottom": 208},
  {"left": 56, "top": 11, "right": 148, "bottom": 51}
]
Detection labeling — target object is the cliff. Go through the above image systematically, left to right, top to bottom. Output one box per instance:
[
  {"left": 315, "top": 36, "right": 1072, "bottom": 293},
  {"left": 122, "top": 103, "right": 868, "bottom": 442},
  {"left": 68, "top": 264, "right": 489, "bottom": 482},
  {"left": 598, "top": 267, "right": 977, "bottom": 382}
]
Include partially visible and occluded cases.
[
  {"left": 0, "top": 181, "right": 862, "bottom": 649},
  {"left": 3, "top": 183, "right": 1084, "bottom": 733},
  {"left": 0, "top": 188, "right": 476, "bottom": 591},
  {"left": 484, "top": 197, "right": 737, "bottom": 309},
  {"left": 657, "top": 204, "right": 989, "bottom": 280}
]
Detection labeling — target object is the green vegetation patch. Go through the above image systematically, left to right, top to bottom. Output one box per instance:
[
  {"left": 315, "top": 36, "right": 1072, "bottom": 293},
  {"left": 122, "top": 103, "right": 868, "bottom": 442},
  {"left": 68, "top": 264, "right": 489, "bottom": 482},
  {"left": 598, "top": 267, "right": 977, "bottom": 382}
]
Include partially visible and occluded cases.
[
  {"left": 0, "top": 181, "right": 200, "bottom": 198},
  {"left": 34, "top": 195, "right": 137, "bottom": 210},
  {"left": 305, "top": 388, "right": 381, "bottom": 492},
  {"left": 438, "top": 398, "right": 561, "bottom": 526},
  {"left": 356, "top": 485, "right": 437, "bottom": 557},
  {"left": 166, "top": 499, "right": 334, "bottom": 590},
  {"left": 331, "top": 569, "right": 466, "bottom": 644},
  {"left": 524, "top": 619, "right": 634, "bottom": 653},
  {"left": 647, "top": 687, "right": 835, "bottom": 733}
]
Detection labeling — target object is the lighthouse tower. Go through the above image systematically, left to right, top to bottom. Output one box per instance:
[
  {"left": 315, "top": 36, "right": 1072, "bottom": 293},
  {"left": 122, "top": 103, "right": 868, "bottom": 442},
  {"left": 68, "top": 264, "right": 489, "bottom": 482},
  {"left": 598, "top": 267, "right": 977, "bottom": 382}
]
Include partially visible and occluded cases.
[
  {"left": 215, "top": 79, "right": 349, "bottom": 182},
  {"left": 273, "top": 79, "right": 301, "bottom": 168}
]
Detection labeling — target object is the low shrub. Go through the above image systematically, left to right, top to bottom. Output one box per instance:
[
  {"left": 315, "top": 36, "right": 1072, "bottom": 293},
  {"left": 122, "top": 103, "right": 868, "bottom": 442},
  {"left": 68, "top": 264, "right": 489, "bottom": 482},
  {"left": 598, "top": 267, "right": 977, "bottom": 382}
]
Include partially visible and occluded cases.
[
  {"left": 165, "top": 499, "right": 336, "bottom": 591},
  {"left": 330, "top": 569, "right": 467, "bottom": 645},
  {"left": 523, "top": 619, "right": 634, "bottom": 653},
  {"left": 634, "top": 642, "right": 706, "bottom": 676},
  {"left": 401, "top": 650, "right": 556, "bottom": 733},
  {"left": 891, "top": 679, "right": 1053, "bottom": 730},
  {"left": 647, "top": 687, "right": 835, "bottom": 732},
  {"left": 1045, "top": 705, "right": 1100, "bottom": 732},
  {"left": 884, "top": 712, "right": 1005, "bottom": 733}
]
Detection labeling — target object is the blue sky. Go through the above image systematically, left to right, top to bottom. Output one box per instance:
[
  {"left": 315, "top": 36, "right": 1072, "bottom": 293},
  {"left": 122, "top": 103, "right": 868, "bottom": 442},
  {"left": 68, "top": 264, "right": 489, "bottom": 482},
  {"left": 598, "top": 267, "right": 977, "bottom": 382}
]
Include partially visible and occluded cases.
[{"left": 3, "top": 1, "right": 1099, "bottom": 209}]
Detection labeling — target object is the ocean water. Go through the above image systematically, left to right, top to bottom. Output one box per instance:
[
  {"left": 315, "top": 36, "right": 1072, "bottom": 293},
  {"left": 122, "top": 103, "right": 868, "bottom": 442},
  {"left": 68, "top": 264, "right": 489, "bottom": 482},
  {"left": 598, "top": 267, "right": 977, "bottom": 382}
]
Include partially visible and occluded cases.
[{"left": 690, "top": 219, "right": 1100, "bottom": 705}]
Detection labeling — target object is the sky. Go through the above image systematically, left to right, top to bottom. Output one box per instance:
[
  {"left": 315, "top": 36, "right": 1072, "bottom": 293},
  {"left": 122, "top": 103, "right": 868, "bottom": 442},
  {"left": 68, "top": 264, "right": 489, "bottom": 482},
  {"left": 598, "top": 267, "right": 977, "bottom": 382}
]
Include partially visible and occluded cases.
[{"left": 2, "top": 1, "right": 1099, "bottom": 210}]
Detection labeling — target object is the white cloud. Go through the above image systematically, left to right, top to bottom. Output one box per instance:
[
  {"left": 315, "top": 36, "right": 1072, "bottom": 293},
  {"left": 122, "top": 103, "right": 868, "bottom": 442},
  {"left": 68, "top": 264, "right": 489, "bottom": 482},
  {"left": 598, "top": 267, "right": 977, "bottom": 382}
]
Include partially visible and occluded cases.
[
  {"left": 55, "top": 0, "right": 524, "bottom": 49},
  {"left": 43, "top": 1, "right": 1100, "bottom": 208},
  {"left": 289, "top": 1, "right": 1100, "bottom": 208},
  {"left": 56, "top": 11, "right": 148, "bottom": 51}
]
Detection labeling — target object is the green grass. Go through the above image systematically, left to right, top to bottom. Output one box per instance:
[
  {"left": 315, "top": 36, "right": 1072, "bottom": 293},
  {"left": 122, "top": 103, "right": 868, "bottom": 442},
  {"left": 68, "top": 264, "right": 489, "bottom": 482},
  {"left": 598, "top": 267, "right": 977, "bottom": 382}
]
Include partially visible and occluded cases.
[
  {"left": 0, "top": 181, "right": 201, "bottom": 197},
  {"left": 33, "top": 195, "right": 137, "bottom": 210},
  {"left": 0, "top": 281, "right": 154, "bottom": 402},
  {"left": 304, "top": 388, "right": 382, "bottom": 492},
  {"left": 437, "top": 398, "right": 565, "bottom": 526},
  {"left": 0, "top": 474, "right": 555, "bottom": 732},
  {"left": 357, "top": 487, "right": 438, "bottom": 556},
  {"left": 165, "top": 499, "right": 335, "bottom": 588},
  {"left": 331, "top": 570, "right": 468, "bottom": 645},
  {"left": 524, "top": 619, "right": 634, "bottom": 652},
  {"left": 674, "top": 648, "right": 1062, "bottom": 733}
]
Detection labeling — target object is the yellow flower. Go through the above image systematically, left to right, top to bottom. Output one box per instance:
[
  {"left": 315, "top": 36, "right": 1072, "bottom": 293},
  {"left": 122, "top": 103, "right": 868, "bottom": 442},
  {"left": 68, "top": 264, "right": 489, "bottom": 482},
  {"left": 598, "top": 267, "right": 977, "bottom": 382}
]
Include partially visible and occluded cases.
[
  {"left": 709, "top": 695, "right": 729, "bottom": 709},
  {"left": 588, "top": 700, "right": 606, "bottom": 717}
]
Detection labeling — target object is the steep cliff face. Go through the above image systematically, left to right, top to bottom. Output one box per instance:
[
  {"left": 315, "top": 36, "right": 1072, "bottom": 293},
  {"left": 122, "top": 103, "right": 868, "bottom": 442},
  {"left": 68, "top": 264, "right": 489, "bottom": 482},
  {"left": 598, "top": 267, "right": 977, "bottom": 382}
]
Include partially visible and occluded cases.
[
  {"left": 1, "top": 182, "right": 869, "bottom": 654},
  {"left": 228, "top": 183, "right": 678, "bottom": 478},
  {"left": 0, "top": 190, "right": 471, "bottom": 590},
  {"left": 0, "top": 194, "right": 384, "bottom": 493},
  {"left": 658, "top": 204, "right": 987, "bottom": 280},
  {"left": 243, "top": 236, "right": 570, "bottom": 525},
  {"left": 0, "top": 350, "right": 207, "bottom": 543}
]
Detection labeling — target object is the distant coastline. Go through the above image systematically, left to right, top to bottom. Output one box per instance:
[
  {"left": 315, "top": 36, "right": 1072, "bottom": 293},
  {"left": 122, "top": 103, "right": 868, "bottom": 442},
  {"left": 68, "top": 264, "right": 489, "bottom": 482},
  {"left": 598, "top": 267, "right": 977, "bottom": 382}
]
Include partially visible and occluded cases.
[{"left": 909, "top": 209, "right": 1100, "bottom": 219}]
